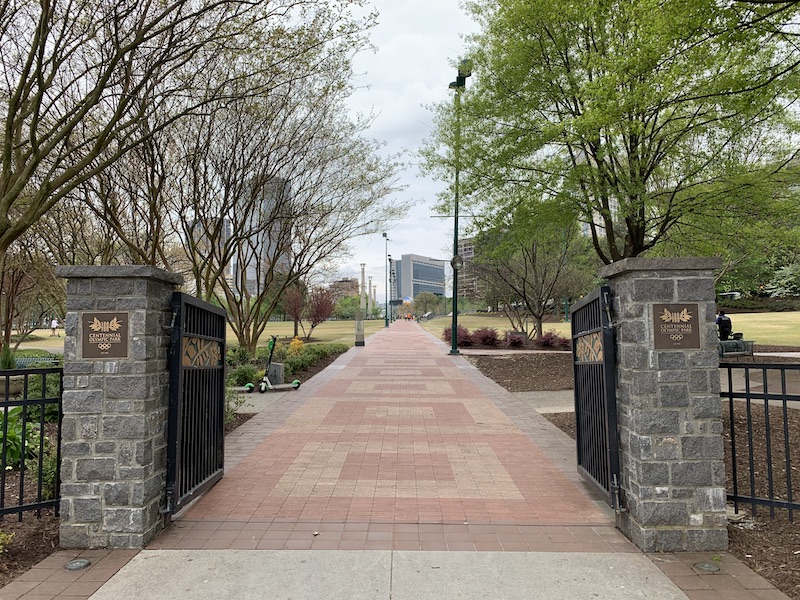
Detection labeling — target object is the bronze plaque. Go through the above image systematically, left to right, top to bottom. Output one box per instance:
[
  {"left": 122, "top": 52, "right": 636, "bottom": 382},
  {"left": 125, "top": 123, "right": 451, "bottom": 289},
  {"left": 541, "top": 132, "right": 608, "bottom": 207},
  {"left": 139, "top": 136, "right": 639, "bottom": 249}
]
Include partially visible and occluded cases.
[
  {"left": 652, "top": 304, "right": 701, "bottom": 350},
  {"left": 82, "top": 312, "right": 129, "bottom": 359}
]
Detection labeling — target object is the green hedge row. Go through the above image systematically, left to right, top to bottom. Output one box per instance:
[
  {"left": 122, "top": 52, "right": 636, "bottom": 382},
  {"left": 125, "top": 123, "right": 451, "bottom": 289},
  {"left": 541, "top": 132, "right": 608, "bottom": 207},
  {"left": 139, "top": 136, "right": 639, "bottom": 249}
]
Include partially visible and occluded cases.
[{"left": 719, "top": 297, "right": 800, "bottom": 312}]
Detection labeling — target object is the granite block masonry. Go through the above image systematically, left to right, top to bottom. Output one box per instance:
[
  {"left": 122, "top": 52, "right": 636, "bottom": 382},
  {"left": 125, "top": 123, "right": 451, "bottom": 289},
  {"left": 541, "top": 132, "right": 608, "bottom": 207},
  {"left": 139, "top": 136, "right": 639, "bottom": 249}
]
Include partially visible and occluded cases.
[
  {"left": 599, "top": 258, "right": 727, "bottom": 552},
  {"left": 55, "top": 265, "right": 182, "bottom": 549}
]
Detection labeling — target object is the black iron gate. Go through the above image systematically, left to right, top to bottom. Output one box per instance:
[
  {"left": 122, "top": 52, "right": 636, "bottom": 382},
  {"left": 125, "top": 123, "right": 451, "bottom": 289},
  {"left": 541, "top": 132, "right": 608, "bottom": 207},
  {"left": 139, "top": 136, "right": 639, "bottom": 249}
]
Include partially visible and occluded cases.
[
  {"left": 570, "top": 285, "right": 620, "bottom": 509},
  {"left": 166, "top": 292, "right": 226, "bottom": 514}
]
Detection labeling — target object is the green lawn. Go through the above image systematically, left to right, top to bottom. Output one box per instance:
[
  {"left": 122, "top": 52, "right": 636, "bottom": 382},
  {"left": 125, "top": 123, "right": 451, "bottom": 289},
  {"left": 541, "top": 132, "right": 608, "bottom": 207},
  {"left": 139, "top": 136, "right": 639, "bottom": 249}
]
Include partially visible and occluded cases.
[
  {"left": 17, "top": 311, "right": 800, "bottom": 352},
  {"left": 419, "top": 312, "right": 800, "bottom": 348},
  {"left": 418, "top": 314, "right": 571, "bottom": 340},
  {"left": 17, "top": 319, "right": 390, "bottom": 352},
  {"left": 254, "top": 319, "right": 387, "bottom": 346}
]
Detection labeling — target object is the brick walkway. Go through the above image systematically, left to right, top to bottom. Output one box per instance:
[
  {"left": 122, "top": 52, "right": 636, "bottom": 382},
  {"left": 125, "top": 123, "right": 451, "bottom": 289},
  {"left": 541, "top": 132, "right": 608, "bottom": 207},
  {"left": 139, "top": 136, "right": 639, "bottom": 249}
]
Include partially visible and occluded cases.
[
  {"left": 151, "top": 321, "right": 624, "bottom": 552},
  {"left": 0, "top": 322, "right": 790, "bottom": 599}
]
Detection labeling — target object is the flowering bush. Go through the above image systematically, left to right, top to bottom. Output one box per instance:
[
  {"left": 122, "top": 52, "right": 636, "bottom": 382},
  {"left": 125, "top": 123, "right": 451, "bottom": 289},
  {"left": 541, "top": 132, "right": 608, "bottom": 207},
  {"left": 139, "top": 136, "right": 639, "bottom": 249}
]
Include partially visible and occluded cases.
[{"left": 289, "top": 336, "right": 305, "bottom": 356}]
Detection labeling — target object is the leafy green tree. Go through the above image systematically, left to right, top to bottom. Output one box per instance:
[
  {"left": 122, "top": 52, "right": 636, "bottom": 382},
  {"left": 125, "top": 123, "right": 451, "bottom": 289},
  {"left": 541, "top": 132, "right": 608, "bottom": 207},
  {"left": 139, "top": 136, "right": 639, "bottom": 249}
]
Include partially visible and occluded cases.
[
  {"left": 423, "top": 0, "right": 800, "bottom": 264},
  {"left": 470, "top": 201, "right": 598, "bottom": 339},
  {"left": 765, "top": 263, "right": 800, "bottom": 297},
  {"left": 413, "top": 292, "right": 441, "bottom": 317},
  {"left": 334, "top": 296, "right": 361, "bottom": 320}
]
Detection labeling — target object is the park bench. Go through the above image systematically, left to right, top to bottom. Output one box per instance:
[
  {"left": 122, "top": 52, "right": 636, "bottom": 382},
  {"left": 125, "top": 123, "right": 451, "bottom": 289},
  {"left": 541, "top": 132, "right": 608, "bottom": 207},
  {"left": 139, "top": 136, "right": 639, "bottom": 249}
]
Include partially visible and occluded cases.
[
  {"left": 718, "top": 339, "right": 755, "bottom": 359},
  {"left": 14, "top": 356, "right": 61, "bottom": 368}
]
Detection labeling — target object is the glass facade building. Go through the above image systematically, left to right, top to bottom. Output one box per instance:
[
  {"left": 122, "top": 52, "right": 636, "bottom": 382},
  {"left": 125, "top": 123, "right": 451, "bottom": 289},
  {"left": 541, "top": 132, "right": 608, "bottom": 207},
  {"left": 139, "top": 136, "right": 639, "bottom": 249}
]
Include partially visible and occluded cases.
[{"left": 390, "top": 254, "right": 446, "bottom": 302}]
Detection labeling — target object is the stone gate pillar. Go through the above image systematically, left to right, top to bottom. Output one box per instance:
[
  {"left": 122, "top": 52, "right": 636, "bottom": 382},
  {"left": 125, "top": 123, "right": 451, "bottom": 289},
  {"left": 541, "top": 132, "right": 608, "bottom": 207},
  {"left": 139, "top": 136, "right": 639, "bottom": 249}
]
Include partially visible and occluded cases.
[
  {"left": 599, "top": 258, "right": 727, "bottom": 552},
  {"left": 55, "top": 266, "right": 182, "bottom": 548}
]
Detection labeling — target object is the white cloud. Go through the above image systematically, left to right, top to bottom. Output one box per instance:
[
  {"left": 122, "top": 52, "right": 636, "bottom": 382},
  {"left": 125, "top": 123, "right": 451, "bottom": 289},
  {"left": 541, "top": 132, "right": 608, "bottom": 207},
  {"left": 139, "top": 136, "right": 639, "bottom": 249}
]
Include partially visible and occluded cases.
[{"left": 341, "top": 0, "right": 479, "bottom": 301}]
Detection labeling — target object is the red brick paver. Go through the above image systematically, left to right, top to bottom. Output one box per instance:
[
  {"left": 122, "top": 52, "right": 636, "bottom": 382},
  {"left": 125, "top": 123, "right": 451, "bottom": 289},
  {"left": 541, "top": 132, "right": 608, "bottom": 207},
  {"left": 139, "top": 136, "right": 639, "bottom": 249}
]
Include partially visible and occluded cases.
[
  {"left": 1, "top": 322, "right": 790, "bottom": 600},
  {"left": 174, "top": 322, "right": 611, "bottom": 541}
]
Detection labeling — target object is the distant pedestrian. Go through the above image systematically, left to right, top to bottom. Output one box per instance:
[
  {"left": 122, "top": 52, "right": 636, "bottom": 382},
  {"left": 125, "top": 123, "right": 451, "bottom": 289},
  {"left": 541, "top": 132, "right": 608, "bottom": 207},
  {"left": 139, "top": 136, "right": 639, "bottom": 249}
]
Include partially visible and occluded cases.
[
  {"left": 716, "top": 311, "right": 732, "bottom": 341},
  {"left": 50, "top": 318, "right": 59, "bottom": 337}
]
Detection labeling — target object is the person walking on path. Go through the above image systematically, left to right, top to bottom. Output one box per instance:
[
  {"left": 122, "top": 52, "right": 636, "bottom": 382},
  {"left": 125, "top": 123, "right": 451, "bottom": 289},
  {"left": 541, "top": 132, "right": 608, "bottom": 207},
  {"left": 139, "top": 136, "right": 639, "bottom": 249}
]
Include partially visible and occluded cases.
[
  {"left": 716, "top": 310, "right": 732, "bottom": 340},
  {"left": 50, "top": 317, "right": 59, "bottom": 337}
]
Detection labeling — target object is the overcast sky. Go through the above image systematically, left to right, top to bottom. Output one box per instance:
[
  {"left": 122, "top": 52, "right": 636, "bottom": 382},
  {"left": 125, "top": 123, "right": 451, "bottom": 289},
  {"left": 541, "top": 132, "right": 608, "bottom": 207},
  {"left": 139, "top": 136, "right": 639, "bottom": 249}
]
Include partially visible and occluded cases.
[{"left": 340, "top": 0, "right": 479, "bottom": 303}]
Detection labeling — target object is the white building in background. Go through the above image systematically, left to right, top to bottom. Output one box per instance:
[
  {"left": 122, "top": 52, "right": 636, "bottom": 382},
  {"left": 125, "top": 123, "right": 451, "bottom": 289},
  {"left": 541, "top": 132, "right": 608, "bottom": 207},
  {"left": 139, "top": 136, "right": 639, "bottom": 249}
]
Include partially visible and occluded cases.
[{"left": 392, "top": 254, "right": 446, "bottom": 301}]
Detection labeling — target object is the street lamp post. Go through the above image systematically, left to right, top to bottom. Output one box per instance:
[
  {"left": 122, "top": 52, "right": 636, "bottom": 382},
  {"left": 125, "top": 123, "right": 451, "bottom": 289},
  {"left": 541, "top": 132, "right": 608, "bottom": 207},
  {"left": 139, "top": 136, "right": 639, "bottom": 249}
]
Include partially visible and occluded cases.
[
  {"left": 448, "top": 58, "right": 471, "bottom": 355},
  {"left": 383, "top": 233, "right": 390, "bottom": 327},
  {"left": 388, "top": 256, "right": 394, "bottom": 322}
]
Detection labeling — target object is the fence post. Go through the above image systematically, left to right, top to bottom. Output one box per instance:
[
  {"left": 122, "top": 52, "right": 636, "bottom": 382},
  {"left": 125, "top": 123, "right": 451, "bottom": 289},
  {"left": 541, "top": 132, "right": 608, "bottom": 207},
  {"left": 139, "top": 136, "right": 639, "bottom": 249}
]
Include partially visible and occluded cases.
[
  {"left": 599, "top": 258, "right": 727, "bottom": 552},
  {"left": 55, "top": 266, "right": 182, "bottom": 549}
]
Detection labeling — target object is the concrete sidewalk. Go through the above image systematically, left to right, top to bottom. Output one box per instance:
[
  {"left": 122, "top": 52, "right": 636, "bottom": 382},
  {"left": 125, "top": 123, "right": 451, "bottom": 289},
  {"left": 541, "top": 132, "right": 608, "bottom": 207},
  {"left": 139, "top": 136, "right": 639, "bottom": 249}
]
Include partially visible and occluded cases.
[{"left": 0, "top": 322, "right": 790, "bottom": 600}]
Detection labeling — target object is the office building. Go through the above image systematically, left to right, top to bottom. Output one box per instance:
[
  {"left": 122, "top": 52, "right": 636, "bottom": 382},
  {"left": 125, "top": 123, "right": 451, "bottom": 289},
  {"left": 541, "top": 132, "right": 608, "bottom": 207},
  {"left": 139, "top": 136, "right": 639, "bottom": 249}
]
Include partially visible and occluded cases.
[{"left": 391, "top": 254, "right": 446, "bottom": 301}]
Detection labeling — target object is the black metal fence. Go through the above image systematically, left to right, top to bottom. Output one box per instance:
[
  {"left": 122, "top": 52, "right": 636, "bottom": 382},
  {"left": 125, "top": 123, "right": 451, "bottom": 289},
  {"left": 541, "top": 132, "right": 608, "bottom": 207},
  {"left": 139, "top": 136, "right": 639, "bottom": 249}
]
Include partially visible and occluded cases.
[
  {"left": 571, "top": 286, "right": 620, "bottom": 509},
  {"left": 166, "top": 293, "right": 226, "bottom": 515},
  {"left": 721, "top": 362, "right": 800, "bottom": 520},
  {"left": 0, "top": 367, "right": 62, "bottom": 519}
]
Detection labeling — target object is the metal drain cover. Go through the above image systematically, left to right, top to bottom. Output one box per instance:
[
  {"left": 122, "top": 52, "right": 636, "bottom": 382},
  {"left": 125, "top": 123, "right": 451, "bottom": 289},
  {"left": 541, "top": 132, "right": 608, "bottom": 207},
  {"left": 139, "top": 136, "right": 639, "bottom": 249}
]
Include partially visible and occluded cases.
[{"left": 64, "top": 559, "right": 91, "bottom": 571}]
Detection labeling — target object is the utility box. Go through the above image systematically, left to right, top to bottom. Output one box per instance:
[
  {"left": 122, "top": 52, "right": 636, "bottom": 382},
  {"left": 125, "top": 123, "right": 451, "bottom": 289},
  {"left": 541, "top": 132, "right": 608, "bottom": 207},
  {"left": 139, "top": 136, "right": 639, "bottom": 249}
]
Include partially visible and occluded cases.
[{"left": 268, "top": 362, "right": 284, "bottom": 384}]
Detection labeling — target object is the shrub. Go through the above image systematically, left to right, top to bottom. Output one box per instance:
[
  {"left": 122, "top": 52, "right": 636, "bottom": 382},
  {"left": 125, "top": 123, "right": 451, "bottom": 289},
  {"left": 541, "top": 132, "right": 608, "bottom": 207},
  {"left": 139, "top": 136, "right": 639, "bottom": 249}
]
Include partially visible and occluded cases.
[
  {"left": 719, "top": 296, "right": 800, "bottom": 312},
  {"left": 442, "top": 325, "right": 473, "bottom": 347},
  {"left": 471, "top": 327, "right": 499, "bottom": 347},
  {"left": 532, "top": 330, "right": 571, "bottom": 349},
  {"left": 289, "top": 337, "right": 304, "bottom": 356},
  {"left": 255, "top": 341, "right": 288, "bottom": 364},
  {"left": 282, "top": 342, "right": 348, "bottom": 377},
  {"left": 0, "top": 345, "right": 13, "bottom": 370},
  {"left": 226, "top": 346, "right": 252, "bottom": 367},
  {"left": 227, "top": 364, "right": 258, "bottom": 387},
  {"left": 224, "top": 385, "right": 248, "bottom": 426},
  {"left": 0, "top": 407, "right": 44, "bottom": 467},
  {"left": 40, "top": 444, "right": 60, "bottom": 501},
  {"left": 0, "top": 532, "right": 14, "bottom": 553}
]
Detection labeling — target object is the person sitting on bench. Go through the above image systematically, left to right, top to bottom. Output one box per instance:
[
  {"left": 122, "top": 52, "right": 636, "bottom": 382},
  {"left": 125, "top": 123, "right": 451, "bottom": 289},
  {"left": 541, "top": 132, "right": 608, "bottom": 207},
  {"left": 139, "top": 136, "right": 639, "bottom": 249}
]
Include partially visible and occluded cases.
[{"left": 716, "top": 310, "right": 732, "bottom": 341}]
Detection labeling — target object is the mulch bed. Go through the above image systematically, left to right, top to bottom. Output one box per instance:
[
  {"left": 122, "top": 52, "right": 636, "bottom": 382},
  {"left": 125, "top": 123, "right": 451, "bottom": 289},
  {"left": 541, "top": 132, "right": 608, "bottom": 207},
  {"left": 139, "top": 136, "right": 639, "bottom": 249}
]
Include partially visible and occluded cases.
[
  {"left": 4, "top": 345, "right": 800, "bottom": 596},
  {"left": 538, "top": 348, "right": 800, "bottom": 600},
  {"left": 0, "top": 349, "right": 348, "bottom": 588},
  {"left": 464, "top": 351, "right": 574, "bottom": 392}
]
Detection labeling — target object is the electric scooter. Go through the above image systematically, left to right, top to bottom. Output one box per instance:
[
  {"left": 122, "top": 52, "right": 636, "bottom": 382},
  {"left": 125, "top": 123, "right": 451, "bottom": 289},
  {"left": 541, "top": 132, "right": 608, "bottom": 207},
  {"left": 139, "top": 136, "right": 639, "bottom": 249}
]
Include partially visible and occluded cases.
[{"left": 258, "top": 335, "right": 301, "bottom": 392}]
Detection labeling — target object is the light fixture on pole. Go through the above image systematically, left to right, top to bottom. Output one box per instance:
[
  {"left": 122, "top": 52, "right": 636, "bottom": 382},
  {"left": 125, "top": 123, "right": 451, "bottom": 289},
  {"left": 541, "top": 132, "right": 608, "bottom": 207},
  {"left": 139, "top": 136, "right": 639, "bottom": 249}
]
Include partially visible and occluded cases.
[
  {"left": 448, "top": 58, "right": 472, "bottom": 356},
  {"left": 383, "top": 233, "right": 391, "bottom": 327},
  {"left": 388, "top": 255, "right": 394, "bottom": 322}
]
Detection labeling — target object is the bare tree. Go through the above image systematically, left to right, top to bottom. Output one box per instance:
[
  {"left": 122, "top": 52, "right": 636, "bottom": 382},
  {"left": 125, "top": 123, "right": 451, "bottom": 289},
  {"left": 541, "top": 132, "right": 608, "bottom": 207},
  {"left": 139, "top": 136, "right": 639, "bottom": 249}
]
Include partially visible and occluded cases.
[
  {"left": 0, "top": 0, "right": 373, "bottom": 267},
  {"left": 173, "top": 49, "right": 405, "bottom": 354},
  {"left": 471, "top": 204, "right": 597, "bottom": 339},
  {"left": 0, "top": 237, "right": 65, "bottom": 347},
  {"left": 281, "top": 285, "right": 306, "bottom": 340},
  {"left": 304, "top": 288, "right": 335, "bottom": 341}
]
